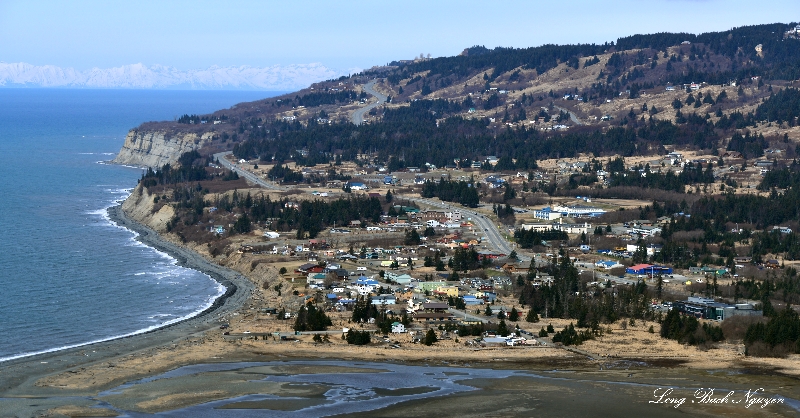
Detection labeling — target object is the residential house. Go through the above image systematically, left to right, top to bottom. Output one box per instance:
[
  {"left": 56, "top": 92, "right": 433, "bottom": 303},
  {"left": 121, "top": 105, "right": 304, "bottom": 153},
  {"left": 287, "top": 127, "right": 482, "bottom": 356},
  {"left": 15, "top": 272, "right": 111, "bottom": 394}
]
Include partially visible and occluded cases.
[
  {"left": 348, "top": 182, "right": 368, "bottom": 191},
  {"left": 477, "top": 251, "right": 505, "bottom": 260},
  {"left": 595, "top": 260, "right": 623, "bottom": 270},
  {"left": 502, "top": 261, "right": 531, "bottom": 275},
  {"left": 297, "top": 263, "right": 323, "bottom": 274},
  {"left": 385, "top": 272, "right": 413, "bottom": 285},
  {"left": 307, "top": 273, "right": 327, "bottom": 285},
  {"left": 417, "top": 281, "right": 447, "bottom": 292},
  {"left": 434, "top": 286, "right": 459, "bottom": 298},
  {"left": 474, "top": 291, "right": 497, "bottom": 303},
  {"left": 372, "top": 295, "right": 397, "bottom": 305},
  {"left": 462, "top": 295, "right": 484, "bottom": 305},
  {"left": 413, "top": 302, "right": 455, "bottom": 323}
]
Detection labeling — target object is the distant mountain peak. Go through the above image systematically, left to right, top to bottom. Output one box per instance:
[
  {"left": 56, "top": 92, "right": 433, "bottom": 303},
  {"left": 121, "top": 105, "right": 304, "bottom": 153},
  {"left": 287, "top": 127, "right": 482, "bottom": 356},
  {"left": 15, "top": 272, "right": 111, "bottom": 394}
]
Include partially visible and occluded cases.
[{"left": 0, "top": 62, "right": 356, "bottom": 90}]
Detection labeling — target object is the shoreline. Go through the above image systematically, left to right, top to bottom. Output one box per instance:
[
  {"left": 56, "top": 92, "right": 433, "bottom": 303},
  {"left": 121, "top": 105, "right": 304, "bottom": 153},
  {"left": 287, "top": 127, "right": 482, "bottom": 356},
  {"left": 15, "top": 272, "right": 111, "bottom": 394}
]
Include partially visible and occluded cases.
[{"left": 0, "top": 204, "right": 255, "bottom": 394}]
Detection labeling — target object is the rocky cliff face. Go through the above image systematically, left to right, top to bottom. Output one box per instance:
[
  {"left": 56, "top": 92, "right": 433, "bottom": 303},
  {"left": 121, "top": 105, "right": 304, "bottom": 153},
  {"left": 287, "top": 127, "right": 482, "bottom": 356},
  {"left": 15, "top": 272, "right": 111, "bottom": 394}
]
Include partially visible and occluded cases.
[
  {"left": 113, "top": 129, "right": 215, "bottom": 168},
  {"left": 122, "top": 184, "right": 176, "bottom": 232}
]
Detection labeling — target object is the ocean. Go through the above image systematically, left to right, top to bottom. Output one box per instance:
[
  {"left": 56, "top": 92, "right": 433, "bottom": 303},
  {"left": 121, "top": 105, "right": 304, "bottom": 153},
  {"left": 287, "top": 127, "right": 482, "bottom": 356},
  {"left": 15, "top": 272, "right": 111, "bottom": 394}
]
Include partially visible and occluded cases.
[{"left": 0, "top": 89, "right": 281, "bottom": 362}]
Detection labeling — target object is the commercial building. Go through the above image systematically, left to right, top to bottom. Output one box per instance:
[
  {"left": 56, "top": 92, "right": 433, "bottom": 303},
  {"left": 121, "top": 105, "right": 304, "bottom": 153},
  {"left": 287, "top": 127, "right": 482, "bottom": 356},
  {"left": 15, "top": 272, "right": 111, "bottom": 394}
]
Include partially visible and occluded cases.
[
  {"left": 552, "top": 204, "right": 607, "bottom": 218},
  {"left": 533, "top": 207, "right": 562, "bottom": 220},
  {"left": 626, "top": 264, "right": 673, "bottom": 275},
  {"left": 673, "top": 297, "right": 761, "bottom": 321}
]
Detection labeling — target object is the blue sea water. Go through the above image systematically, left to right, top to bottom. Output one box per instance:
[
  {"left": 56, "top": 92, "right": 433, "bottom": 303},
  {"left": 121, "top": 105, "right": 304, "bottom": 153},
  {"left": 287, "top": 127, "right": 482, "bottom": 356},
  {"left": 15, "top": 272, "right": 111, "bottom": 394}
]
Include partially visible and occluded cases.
[{"left": 0, "top": 89, "right": 281, "bottom": 362}]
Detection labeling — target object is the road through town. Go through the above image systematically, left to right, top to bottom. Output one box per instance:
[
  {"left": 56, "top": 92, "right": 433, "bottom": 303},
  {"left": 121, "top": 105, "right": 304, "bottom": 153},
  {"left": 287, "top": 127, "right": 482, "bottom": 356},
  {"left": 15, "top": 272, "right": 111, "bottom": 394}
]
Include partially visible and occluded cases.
[{"left": 405, "top": 196, "right": 529, "bottom": 262}]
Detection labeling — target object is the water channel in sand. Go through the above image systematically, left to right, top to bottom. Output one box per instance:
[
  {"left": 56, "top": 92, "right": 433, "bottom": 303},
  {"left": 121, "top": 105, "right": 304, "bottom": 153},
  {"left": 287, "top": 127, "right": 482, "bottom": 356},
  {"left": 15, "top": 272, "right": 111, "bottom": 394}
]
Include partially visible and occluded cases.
[{"left": 78, "top": 360, "right": 800, "bottom": 417}]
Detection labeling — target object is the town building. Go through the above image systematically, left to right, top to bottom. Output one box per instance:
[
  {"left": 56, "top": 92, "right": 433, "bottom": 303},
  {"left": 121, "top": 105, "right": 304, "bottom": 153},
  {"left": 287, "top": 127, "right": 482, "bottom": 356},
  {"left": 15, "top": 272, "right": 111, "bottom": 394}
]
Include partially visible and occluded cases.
[
  {"left": 552, "top": 204, "right": 607, "bottom": 218},
  {"left": 533, "top": 207, "right": 563, "bottom": 221},
  {"left": 626, "top": 264, "right": 673, "bottom": 275},
  {"left": 673, "top": 297, "right": 761, "bottom": 321}
]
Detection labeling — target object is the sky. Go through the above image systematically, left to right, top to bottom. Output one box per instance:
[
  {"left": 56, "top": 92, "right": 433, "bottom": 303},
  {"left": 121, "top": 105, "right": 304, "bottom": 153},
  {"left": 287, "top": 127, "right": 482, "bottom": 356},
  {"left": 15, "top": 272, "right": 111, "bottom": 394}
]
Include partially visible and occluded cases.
[{"left": 0, "top": 0, "right": 797, "bottom": 72}]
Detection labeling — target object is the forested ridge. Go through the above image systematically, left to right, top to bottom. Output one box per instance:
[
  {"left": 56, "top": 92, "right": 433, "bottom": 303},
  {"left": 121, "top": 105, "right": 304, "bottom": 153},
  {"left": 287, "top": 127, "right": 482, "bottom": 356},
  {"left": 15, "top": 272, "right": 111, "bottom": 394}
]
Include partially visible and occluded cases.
[{"left": 231, "top": 98, "right": 750, "bottom": 169}]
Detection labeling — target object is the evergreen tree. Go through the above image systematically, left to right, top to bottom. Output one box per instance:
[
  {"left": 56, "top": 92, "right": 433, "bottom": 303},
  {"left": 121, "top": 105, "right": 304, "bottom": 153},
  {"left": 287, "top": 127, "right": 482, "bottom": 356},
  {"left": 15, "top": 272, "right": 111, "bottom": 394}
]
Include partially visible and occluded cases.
[
  {"left": 232, "top": 213, "right": 252, "bottom": 234},
  {"left": 404, "top": 229, "right": 421, "bottom": 245},
  {"left": 508, "top": 307, "right": 520, "bottom": 321},
  {"left": 526, "top": 309, "right": 540, "bottom": 323},
  {"left": 497, "top": 319, "right": 509, "bottom": 337},
  {"left": 424, "top": 329, "right": 438, "bottom": 346}
]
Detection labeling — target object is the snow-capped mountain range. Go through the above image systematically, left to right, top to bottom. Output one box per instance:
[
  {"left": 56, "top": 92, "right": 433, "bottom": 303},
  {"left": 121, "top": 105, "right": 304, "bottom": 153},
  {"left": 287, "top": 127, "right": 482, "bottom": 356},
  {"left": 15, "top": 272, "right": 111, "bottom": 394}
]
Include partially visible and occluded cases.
[{"left": 0, "top": 62, "right": 356, "bottom": 90}]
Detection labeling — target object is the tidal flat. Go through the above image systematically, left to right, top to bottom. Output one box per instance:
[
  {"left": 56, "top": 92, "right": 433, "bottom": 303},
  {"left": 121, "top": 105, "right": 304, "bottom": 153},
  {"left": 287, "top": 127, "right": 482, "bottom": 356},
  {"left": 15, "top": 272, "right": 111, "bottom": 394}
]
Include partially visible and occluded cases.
[{"left": 52, "top": 360, "right": 798, "bottom": 417}]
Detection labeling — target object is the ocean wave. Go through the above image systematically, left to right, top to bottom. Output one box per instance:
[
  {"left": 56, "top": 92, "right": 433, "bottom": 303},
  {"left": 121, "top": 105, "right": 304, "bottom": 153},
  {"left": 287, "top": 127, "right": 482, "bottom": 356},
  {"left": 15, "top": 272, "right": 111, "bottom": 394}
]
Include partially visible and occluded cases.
[
  {"left": 0, "top": 187, "right": 228, "bottom": 364},
  {"left": 85, "top": 187, "right": 134, "bottom": 223},
  {"left": 0, "top": 280, "right": 225, "bottom": 364}
]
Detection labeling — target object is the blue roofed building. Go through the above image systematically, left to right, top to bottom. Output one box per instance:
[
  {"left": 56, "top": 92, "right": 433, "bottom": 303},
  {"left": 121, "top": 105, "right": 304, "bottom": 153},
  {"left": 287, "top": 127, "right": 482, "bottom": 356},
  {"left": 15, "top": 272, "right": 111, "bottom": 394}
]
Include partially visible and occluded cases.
[{"left": 533, "top": 207, "right": 562, "bottom": 221}]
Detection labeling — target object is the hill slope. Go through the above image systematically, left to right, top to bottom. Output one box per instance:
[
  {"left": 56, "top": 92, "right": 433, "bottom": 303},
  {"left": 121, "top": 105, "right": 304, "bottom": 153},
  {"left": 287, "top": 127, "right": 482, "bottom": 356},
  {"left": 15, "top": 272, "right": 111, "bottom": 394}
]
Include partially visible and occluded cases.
[{"left": 115, "top": 23, "right": 800, "bottom": 168}]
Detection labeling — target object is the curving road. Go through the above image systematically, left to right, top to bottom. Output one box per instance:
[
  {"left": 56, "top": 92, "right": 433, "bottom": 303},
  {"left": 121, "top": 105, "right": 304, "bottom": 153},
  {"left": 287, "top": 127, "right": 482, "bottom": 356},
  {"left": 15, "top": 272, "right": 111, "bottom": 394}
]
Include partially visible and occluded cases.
[
  {"left": 351, "top": 79, "right": 387, "bottom": 125},
  {"left": 553, "top": 105, "right": 582, "bottom": 125},
  {"left": 214, "top": 151, "right": 287, "bottom": 191}
]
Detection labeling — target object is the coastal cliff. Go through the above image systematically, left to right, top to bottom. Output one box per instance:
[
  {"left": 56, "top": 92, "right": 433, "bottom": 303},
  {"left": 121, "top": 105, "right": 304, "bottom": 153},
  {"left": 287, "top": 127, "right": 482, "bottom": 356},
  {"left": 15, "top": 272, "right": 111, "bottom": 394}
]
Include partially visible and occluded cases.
[
  {"left": 113, "top": 129, "right": 215, "bottom": 169},
  {"left": 121, "top": 184, "right": 176, "bottom": 232}
]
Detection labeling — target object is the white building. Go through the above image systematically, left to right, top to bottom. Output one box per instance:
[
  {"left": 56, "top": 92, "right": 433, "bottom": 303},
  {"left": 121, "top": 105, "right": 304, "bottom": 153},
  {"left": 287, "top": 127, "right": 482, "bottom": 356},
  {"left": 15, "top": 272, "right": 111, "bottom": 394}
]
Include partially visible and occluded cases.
[
  {"left": 552, "top": 204, "right": 607, "bottom": 217},
  {"left": 533, "top": 207, "right": 562, "bottom": 221},
  {"left": 445, "top": 210, "right": 462, "bottom": 222},
  {"left": 519, "top": 222, "right": 591, "bottom": 235},
  {"left": 554, "top": 222, "right": 591, "bottom": 235},
  {"left": 628, "top": 225, "right": 662, "bottom": 237},
  {"left": 626, "top": 244, "right": 663, "bottom": 255}
]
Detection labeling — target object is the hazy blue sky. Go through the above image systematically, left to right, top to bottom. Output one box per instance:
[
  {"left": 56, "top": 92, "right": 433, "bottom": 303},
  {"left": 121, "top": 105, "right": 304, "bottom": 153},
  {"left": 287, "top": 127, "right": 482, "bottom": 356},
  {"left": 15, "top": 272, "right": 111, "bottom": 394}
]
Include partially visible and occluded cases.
[{"left": 0, "top": 0, "right": 797, "bottom": 71}]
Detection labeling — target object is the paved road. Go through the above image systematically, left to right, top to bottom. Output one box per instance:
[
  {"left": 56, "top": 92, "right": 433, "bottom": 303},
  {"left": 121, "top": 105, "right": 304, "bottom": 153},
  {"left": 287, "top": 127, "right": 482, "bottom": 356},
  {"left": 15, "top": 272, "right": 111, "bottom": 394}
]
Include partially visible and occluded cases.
[
  {"left": 351, "top": 79, "right": 387, "bottom": 125},
  {"left": 553, "top": 105, "right": 582, "bottom": 125},
  {"left": 214, "top": 151, "right": 287, "bottom": 191},
  {"left": 404, "top": 196, "right": 529, "bottom": 262},
  {"left": 448, "top": 307, "right": 491, "bottom": 323}
]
